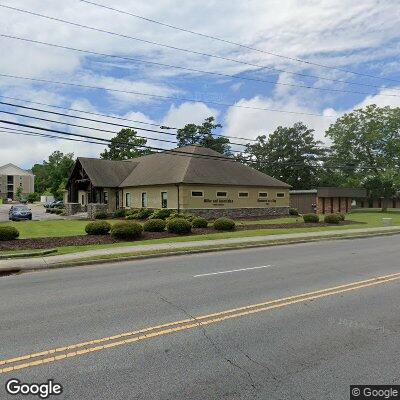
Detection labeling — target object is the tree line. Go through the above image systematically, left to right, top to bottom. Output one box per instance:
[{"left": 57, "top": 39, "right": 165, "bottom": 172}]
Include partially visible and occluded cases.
[{"left": 31, "top": 104, "right": 400, "bottom": 200}]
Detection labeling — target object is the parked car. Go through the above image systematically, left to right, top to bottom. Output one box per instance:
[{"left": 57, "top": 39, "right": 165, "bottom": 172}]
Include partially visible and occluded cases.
[
  {"left": 44, "top": 200, "right": 64, "bottom": 209},
  {"left": 52, "top": 201, "right": 64, "bottom": 209},
  {"left": 9, "top": 205, "right": 32, "bottom": 221}
]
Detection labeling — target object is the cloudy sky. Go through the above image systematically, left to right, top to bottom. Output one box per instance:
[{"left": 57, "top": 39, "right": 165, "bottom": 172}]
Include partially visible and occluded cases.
[{"left": 0, "top": 0, "right": 399, "bottom": 168}]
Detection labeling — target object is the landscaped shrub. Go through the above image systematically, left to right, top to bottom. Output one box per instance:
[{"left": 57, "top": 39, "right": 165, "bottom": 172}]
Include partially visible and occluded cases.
[
  {"left": 27, "top": 193, "right": 39, "bottom": 203},
  {"left": 289, "top": 208, "right": 299, "bottom": 216},
  {"left": 113, "top": 209, "right": 126, "bottom": 218},
  {"left": 135, "top": 209, "right": 154, "bottom": 219},
  {"left": 150, "top": 209, "right": 173, "bottom": 220},
  {"left": 94, "top": 211, "right": 108, "bottom": 219},
  {"left": 166, "top": 212, "right": 194, "bottom": 222},
  {"left": 302, "top": 213, "right": 319, "bottom": 223},
  {"left": 336, "top": 213, "right": 346, "bottom": 221},
  {"left": 125, "top": 214, "right": 138, "bottom": 220},
  {"left": 324, "top": 214, "right": 341, "bottom": 224},
  {"left": 192, "top": 217, "right": 208, "bottom": 228},
  {"left": 213, "top": 217, "right": 236, "bottom": 231},
  {"left": 143, "top": 218, "right": 166, "bottom": 232},
  {"left": 167, "top": 218, "right": 192, "bottom": 234},
  {"left": 85, "top": 221, "right": 111, "bottom": 235},
  {"left": 111, "top": 222, "right": 143, "bottom": 240},
  {"left": 0, "top": 226, "right": 19, "bottom": 241}
]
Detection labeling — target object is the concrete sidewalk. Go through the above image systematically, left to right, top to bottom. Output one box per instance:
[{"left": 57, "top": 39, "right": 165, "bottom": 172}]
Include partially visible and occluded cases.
[{"left": 1, "top": 225, "right": 400, "bottom": 272}]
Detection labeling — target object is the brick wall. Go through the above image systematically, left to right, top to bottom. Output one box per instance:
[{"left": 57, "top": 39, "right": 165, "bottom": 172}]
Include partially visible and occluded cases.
[{"left": 183, "top": 207, "right": 289, "bottom": 219}]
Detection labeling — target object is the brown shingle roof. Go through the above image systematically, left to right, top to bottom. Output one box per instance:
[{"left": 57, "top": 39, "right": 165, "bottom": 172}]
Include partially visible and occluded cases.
[
  {"left": 119, "top": 145, "right": 290, "bottom": 188},
  {"left": 77, "top": 157, "right": 137, "bottom": 187}
]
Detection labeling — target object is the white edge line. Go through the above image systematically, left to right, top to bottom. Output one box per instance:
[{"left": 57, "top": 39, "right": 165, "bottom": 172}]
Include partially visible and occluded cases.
[{"left": 194, "top": 265, "right": 272, "bottom": 278}]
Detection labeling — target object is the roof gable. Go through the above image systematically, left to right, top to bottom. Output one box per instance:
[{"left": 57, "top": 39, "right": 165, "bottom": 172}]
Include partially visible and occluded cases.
[
  {"left": 77, "top": 158, "right": 137, "bottom": 187},
  {"left": 0, "top": 163, "right": 33, "bottom": 176}
]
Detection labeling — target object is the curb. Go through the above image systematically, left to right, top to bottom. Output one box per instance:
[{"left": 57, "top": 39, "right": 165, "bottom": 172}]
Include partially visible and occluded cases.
[
  {"left": 3, "top": 229, "right": 399, "bottom": 274},
  {"left": 0, "top": 249, "right": 57, "bottom": 260}
]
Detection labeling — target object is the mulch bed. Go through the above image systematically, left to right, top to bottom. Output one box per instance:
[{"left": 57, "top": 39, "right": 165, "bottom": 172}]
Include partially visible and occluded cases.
[{"left": 0, "top": 220, "right": 363, "bottom": 251}]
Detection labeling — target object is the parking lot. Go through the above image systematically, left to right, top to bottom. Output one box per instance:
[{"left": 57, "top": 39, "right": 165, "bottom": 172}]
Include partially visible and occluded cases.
[{"left": 0, "top": 204, "right": 66, "bottom": 222}]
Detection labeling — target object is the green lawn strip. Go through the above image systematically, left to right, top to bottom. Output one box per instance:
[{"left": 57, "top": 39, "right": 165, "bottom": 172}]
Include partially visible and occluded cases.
[
  {"left": 49, "top": 219, "right": 398, "bottom": 256},
  {"left": 52, "top": 229, "right": 400, "bottom": 267},
  {"left": 0, "top": 249, "right": 57, "bottom": 259}
]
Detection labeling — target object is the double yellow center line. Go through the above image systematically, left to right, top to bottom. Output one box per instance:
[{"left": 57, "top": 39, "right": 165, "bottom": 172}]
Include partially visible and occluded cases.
[{"left": 1, "top": 271, "right": 400, "bottom": 374}]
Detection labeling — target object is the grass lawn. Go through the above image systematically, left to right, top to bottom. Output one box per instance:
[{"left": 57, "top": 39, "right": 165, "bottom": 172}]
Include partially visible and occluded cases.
[{"left": 1, "top": 212, "right": 400, "bottom": 256}]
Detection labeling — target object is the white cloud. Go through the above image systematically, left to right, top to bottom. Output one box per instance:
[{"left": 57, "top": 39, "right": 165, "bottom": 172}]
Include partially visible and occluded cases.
[{"left": 161, "top": 102, "right": 219, "bottom": 128}]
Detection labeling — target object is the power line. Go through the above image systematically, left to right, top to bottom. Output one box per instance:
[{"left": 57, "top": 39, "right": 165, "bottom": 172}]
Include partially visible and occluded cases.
[
  {"left": 79, "top": 0, "right": 400, "bottom": 85},
  {"left": 0, "top": 4, "right": 399, "bottom": 98},
  {"left": 1, "top": 33, "right": 397, "bottom": 94},
  {"left": 0, "top": 72, "right": 350, "bottom": 116},
  {"left": 0, "top": 94, "right": 176, "bottom": 129},
  {"left": 0, "top": 95, "right": 264, "bottom": 143},
  {"left": 0, "top": 100, "right": 331, "bottom": 149},
  {"left": 0, "top": 101, "right": 248, "bottom": 147},
  {"left": 0, "top": 119, "right": 375, "bottom": 170}
]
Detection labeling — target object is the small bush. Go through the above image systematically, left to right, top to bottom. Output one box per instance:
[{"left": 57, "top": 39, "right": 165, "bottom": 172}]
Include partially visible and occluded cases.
[
  {"left": 27, "top": 193, "right": 39, "bottom": 203},
  {"left": 135, "top": 208, "right": 154, "bottom": 219},
  {"left": 289, "top": 208, "right": 299, "bottom": 216},
  {"left": 114, "top": 209, "right": 126, "bottom": 218},
  {"left": 150, "top": 209, "right": 173, "bottom": 220},
  {"left": 94, "top": 211, "right": 108, "bottom": 220},
  {"left": 167, "top": 212, "right": 194, "bottom": 222},
  {"left": 303, "top": 213, "right": 319, "bottom": 223},
  {"left": 336, "top": 213, "right": 346, "bottom": 221},
  {"left": 125, "top": 214, "right": 138, "bottom": 220},
  {"left": 324, "top": 214, "right": 341, "bottom": 224},
  {"left": 192, "top": 217, "right": 208, "bottom": 228},
  {"left": 167, "top": 218, "right": 192, "bottom": 234},
  {"left": 213, "top": 218, "right": 236, "bottom": 231},
  {"left": 143, "top": 219, "right": 166, "bottom": 232},
  {"left": 85, "top": 221, "right": 111, "bottom": 235},
  {"left": 111, "top": 222, "right": 143, "bottom": 240},
  {"left": 0, "top": 226, "right": 19, "bottom": 241}
]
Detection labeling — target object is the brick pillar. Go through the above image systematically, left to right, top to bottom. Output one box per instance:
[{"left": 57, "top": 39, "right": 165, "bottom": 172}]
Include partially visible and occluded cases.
[{"left": 316, "top": 197, "right": 324, "bottom": 214}]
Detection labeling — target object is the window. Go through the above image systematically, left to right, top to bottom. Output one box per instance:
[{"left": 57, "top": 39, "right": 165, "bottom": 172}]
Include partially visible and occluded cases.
[
  {"left": 103, "top": 191, "right": 108, "bottom": 205},
  {"left": 191, "top": 191, "right": 203, "bottom": 197},
  {"left": 216, "top": 191, "right": 227, "bottom": 198},
  {"left": 141, "top": 192, "right": 148, "bottom": 208},
  {"left": 161, "top": 192, "right": 168, "bottom": 208},
  {"left": 238, "top": 192, "right": 249, "bottom": 198},
  {"left": 258, "top": 192, "right": 268, "bottom": 198},
  {"left": 276, "top": 192, "right": 285, "bottom": 198},
  {"left": 125, "top": 193, "right": 132, "bottom": 208}
]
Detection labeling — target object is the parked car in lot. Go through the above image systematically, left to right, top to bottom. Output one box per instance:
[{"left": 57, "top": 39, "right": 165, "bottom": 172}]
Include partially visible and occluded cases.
[
  {"left": 44, "top": 200, "right": 64, "bottom": 209},
  {"left": 9, "top": 205, "right": 32, "bottom": 221}
]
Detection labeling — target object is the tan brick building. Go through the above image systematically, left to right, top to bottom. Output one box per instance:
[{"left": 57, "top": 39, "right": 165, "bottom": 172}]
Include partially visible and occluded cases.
[
  {"left": 66, "top": 145, "right": 291, "bottom": 218},
  {"left": 0, "top": 163, "right": 35, "bottom": 202},
  {"left": 290, "top": 187, "right": 367, "bottom": 214}
]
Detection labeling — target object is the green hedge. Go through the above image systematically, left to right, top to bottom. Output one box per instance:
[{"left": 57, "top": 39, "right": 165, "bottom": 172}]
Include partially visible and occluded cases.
[
  {"left": 289, "top": 208, "right": 299, "bottom": 216},
  {"left": 113, "top": 209, "right": 126, "bottom": 218},
  {"left": 150, "top": 209, "right": 173, "bottom": 220},
  {"left": 94, "top": 211, "right": 108, "bottom": 220},
  {"left": 166, "top": 212, "right": 194, "bottom": 222},
  {"left": 336, "top": 213, "right": 346, "bottom": 221},
  {"left": 302, "top": 214, "right": 319, "bottom": 223},
  {"left": 324, "top": 214, "right": 341, "bottom": 224},
  {"left": 192, "top": 217, "right": 208, "bottom": 228},
  {"left": 167, "top": 218, "right": 192, "bottom": 234},
  {"left": 213, "top": 218, "right": 236, "bottom": 231},
  {"left": 143, "top": 219, "right": 166, "bottom": 232},
  {"left": 85, "top": 221, "right": 111, "bottom": 235},
  {"left": 111, "top": 222, "right": 143, "bottom": 240},
  {"left": 0, "top": 226, "right": 19, "bottom": 241}
]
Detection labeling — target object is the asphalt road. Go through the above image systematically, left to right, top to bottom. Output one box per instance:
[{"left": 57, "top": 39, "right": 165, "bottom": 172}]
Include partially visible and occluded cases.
[{"left": 1, "top": 235, "right": 400, "bottom": 399}]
